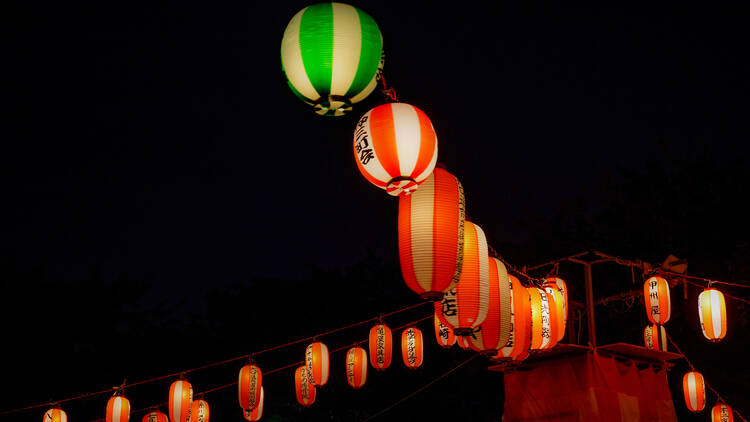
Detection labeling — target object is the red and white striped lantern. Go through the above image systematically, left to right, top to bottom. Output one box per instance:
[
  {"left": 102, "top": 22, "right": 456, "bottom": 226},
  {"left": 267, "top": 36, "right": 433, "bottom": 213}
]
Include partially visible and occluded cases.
[
  {"left": 470, "top": 257, "right": 512, "bottom": 355},
  {"left": 493, "top": 275, "right": 531, "bottom": 360},
  {"left": 644, "top": 276, "right": 671, "bottom": 324},
  {"left": 543, "top": 278, "right": 567, "bottom": 342},
  {"left": 528, "top": 287, "right": 558, "bottom": 350},
  {"left": 699, "top": 288, "right": 727, "bottom": 341},
  {"left": 433, "top": 309, "right": 456, "bottom": 348},
  {"left": 368, "top": 323, "right": 392, "bottom": 370},
  {"left": 644, "top": 324, "right": 668, "bottom": 351},
  {"left": 401, "top": 326, "right": 424, "bottom": 369},
  {"left": 306, "top": 341, "right": 330, "bottom": 386},
  {"left": 345, "top": 346, "right": 368, "bottom": 389},
  {"left": 238, "top": 363, "right": 262, "bottom": 410},
  {"left": 295, "top": 366, "right": 316, "bottom": 407},
  {"left": 683, "top": 371, "right": 706, "bottom": 412},
  {"left": 168, "top": 379, "right": 193, "bottom": 422},
  {"left": 243, "top": 387, "right": 264, "bottom": 422},
  {"left": 106, "top": 396, "right": 130, "bottom": 422},
  {"left": 190, "top": 399, "right": 209, "bottom": 422},
  {"left": 712, "top": 402, "right": 734, "bottom": 422},
  {"left": 43, "top": 408, "right": 67, "bottom": 422},
  {"left": 141, "top": 411, "right": 167, "bottom": 422}
]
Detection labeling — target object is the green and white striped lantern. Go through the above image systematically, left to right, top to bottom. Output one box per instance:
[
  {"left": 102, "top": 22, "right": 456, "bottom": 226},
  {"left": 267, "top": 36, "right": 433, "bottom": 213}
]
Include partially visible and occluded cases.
[{"left": 281, "top": 2, "right": 383, "bottom": 117}]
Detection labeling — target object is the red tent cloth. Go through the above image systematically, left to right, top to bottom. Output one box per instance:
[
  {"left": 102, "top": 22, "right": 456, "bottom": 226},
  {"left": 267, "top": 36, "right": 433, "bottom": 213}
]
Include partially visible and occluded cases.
[{"left": 503, "top": 353, "right": 677, "bottom": 421}]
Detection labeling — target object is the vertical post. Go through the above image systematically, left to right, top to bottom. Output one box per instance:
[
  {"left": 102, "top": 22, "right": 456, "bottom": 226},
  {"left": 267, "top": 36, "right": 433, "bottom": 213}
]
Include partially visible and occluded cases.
[{"left": 584, "top": 262, "right": 596, "bottom": 347}]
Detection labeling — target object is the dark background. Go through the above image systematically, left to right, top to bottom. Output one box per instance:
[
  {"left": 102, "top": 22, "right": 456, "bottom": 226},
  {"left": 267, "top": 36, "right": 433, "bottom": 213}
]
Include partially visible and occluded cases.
[{"left": 5, "top": 1, "right": 749, "bottom": 421}]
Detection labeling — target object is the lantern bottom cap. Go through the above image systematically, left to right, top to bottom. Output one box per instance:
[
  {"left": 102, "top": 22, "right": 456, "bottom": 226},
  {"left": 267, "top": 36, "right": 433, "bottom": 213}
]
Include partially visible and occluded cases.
[
  {"left": 312, "top": 94, "right": 352, "bottom": 117},
  {"left": 386, "top": 176, "right": 418, "bottom": 196},
  {"left": 419, "top": 291, "right": 444, "bottom": 301},
  {"left": 453, "top": 328, "right": 474, "bottom": 336},
  {"left": 480, "top": 349, "right": 498, "bottom": 356}
]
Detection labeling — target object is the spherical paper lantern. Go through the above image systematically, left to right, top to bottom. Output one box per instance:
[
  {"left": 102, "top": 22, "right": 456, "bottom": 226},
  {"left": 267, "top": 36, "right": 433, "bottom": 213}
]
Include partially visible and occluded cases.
[
  {"left": 281, "top": 2, "right": 383, "bottom": 116},
  {"left": 354, "top": 102, "right": 438, "bottom": 196},
  {"left": 438, "top": 221, "right": 490, "bottom": 336},
  {"left": 470, "top": 258, "right": 512, "bottom": 355},
  {"left": 494, "top": 275, "right": 531, "bottom": 360},
  {"left": 644, "top": 276, "right": 671, "bottom": 324},
  {"left": 543, "top": 278, "right": 567, "bottom": 342},
  {"left": 528, "top": 287, "right": 558, "bottom": 350},
  {"left": 699, "top": 288, "right": 727, "bottom": 341},
  {"left": 433, "top": 310, "right": 456, "bottom": 348},
  {"left": 368, "top": 323, "right": 392, "bottom": 370},
  {"left": 643, "top": 324, "right": 668, "bottom": 351},
  {"left": 401, "top": 326, "right": 424, "bottom": 369},
  {"left": 306, "top": 341, "right": 330, "bottom": 386},
  {"left": 345, "top": 346, "right": 368, "bottom": 389},
  {"left": 238, "top": 364, "right": 262, "bottom": 410},
  {"left": 295, "top": 366, "right": 316, "bottom": 407},
  {"left": 683, "top": 371, "right": 706, "bottom": 412},
  {"left": 169, "top": 379, "right": 193, "bottom": 422},
  {"left": 243, "top": 387, "right": 264, "bottom": 422},
  {"left": 106, "top": 396, "right": 130, "bottom": 422},
  {"left": 190, "top": 399, "right": 209, "bottom": 422},
  {"left": 712, "top": 402, "right": 734, "bottom": 422},
  {"left": 43, "top": 408, "right": 67, "bottom": 422},
  {"left": 141, "top": 411, "right": 168, "bottom": 422}
]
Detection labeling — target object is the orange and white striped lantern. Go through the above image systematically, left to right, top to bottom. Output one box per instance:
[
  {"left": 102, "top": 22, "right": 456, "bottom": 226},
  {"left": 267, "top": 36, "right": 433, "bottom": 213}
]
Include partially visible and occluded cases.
[
  {"left": 353, "top": 102, "right": 438, "bottom": 196},
  {"left": 398, "top": 167, "right": 465, "bottom": 300},
  {"left": 438, "top": 221, "right": 489, "bottom": 336},
  {"left": 470, "top": 257, "right": 512, "bottom": 355},
  {"left": 494, "top": 275, "right": 531, "bottom": 360},
  {"left": 644, "top": 276, "right": 671, "bottom": 324},
  {"left": 544, "top": 277, "right": 567, "bottom": 332},
  {"left": 543, "top": 278, "right": 567, "bottom": 342},
  {"left": 528, "top": 287, "right": 558, "bottom": 350},
  {"left": 699, "top": 288, "right": 727, "bottom": 342},
  {"left": 433, "top": 309, "right": 456, "bottom": 348},
  {"left": 368, "top": 323, "right": 392, "bottom": 370},
  {"left": 643, "top": 324, "right": 668, "bottom": 351},
  {"left": 401, "top": 326, "right": 424, "bottom": 369},
  {"left": 306, "top": 341, "right": 330, "bottom": 386},
  {"left": 346, "top": 346, "right": 368, "bottom": 389},
  {"left": 238, "top": 363, "right": 262, "bottom": 410},
  {"left": 294, "top": 366, "right": 316, "bottom": 407},
  {"left": 683, "top": 371, "right": 706, "bottom": 412},
  {"left": 168, "top": 379, "right": 193, "bottom": 422},
  {"left": 243, "top": 387, "right": 264, "bottom": 422},
  {"left": 106, "top": 396, "right": 130, "bottom": 422},
  {"left": 190, "top": 399, "right": 209, "bottom": 422},
  {"left": 712, "top": 402, "right": 734, "bottom": 422},
  {"left": 43, "top": 408, "right": 67, "bottom": 422},
  {"left": 141, "top": 411, "right": 168, "bottom": 422}
]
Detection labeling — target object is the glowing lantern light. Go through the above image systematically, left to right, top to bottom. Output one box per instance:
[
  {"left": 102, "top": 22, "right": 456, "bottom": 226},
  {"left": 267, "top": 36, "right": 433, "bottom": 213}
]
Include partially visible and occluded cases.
[
  {"left": 281, "top": 2, "right": 383, "bottom": 116},
  {"left": 353, "top": 102, "right": 438, "bottom": 196},
  {"left": 398, "top": 167, "right": 465, "bottom": 300},
  {"left": 438, "top": 221, "right": 490, "bottom": 335},
  {"left": 470, "top": 258, "right": 512, "bottom": 355},
  {"left": 493, "top": 275, "right": 531, "bottom": 360},
  {"left": 644, "top": 276, "right": 671, "bottom": 324},
  {"left": 543, "top": 277, "right": 567, "bottom": 342},
  {"left": 528, "top": 287, "right": 558, "bottom": 350},
  {"left": 699, "top": 288, "right": 727, "bottom": 342},
  {"left": 433, "top": 309, "right": 456, "bottom": 348},
  {"left": 368, "top": 323, "right": 392, "bottom": 370},
  {"left": 643, "top": 324, "right": 668, "bottom": 351},
  {"left": 401, "top": 326, "right": 424, "bottom": 369},
  {"left": 306, "top": 341, "right": 330, "bottom": 386},
  {"left": 345, "top": 346, "right": 368, "bottom": 389},
  {"left": 238, "top": 363, "right": 262, "bottom": 410},
  {"left": 294, "top": 366, "right": 316, "bottom": 407},
  {"left": 683, "top": 371, "right": 706, "bottom": 412},
  {"left": 169, "top": 379, "right": 193, "bottom": 422},
  {"left": 243, "top": 387, "right": 264, "bottom": 422},
  {"left": 106, "top": 396, "right": 130, "bottom": 422},
  {"left": 190, "top": 399, "right": 209, "bottom": 422},
  {"left": 712, "top": 402, "right": 734, "bottom": 422},
  {"left": 43, "top": 408, "right": 67, "bottom": 422},
  {"left": 141, "top": 411, "right": 168, "bottom": 422}
]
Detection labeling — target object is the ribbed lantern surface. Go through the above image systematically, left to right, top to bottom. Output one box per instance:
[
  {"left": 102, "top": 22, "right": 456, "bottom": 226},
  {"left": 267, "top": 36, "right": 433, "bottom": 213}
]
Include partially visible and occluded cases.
[
  {"left": 398, "top": 168, "right": 465, "bottom": 300},
  {"left": 470, "top": 257, "right": 512, "bottom": 354},
  {"left": 493, "top": 275, "right": 531, "bottom": 360},
  {"left": 644, "top": 276, "right": 671, "bottom": 324},
  {"left": 544, "top": 277, "right": 568, "bottom": 333},
  {"left": 543, "top": 278, "right": 567, "bottom": 342},
  {"left": 528, "top": 287, "right": 558, "bottom": 350},
  {"left": 699, "top": 288, "right": 727, "bottom": 341},
  {"left": 433, "top": 310, "right": 456, "bottom": 348},
  {"left": 368, "top": 323, "right": 392, "bottom": 370},
  {"left": 644, "top": 324, "right": 668, "bottom": 351},
  {"left": 401, "top": 326, "right": 424, "bottom": 369},
  {"left": 306, "top": 342, "right": 330, "bottom": 386},
  {"left": 345, "top": 346, "right": 368, "bottom": 389},
  {"left": 238, "top": 364, "right": 262, "bottom": 410},
  {"left": 295, "top": 366, "right": 316, "bottom": 407},
  {"left": 683, "top": 371, "right": 706, "bottom": 412},
  {"left": 168, "top": 380, "right": 193, "bottom": 422},
  {"left": 243, "top": 387, "right": 264, "bottom": 422},
  {"left": 106, "top": 396, "right": 130, "bottom": 422},
  {"left": 190, "top": 399, "right": 209, "bottom": 422},
  {"left": 712, "top": 403, "right": 734, "bottom": 422},
  {"left": 44, "top": 408, "right": 67, "bottom": 422},
  {"left": 141, "top": 411, "right": 167, "bottom": 422}
]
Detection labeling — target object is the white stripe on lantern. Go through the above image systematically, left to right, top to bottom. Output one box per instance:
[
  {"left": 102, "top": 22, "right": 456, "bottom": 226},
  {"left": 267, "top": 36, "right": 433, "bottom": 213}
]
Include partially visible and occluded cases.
[
  {"left": 330, "top": 4, "right": 361, "bottom": 95},
  {"left": 280, "top": 10, "right": 319, "bottom": 101},
  {"left": 391, "top": 103, "right": 421, "bottom": 177},
  {"left": 360, "top": 109, "right": 391, "bottom": 183},
  {"left": 412, "top": 139, "right": 438, "bottom": 183},
  {"left": 410, "top": 174, "right": 435, "bottom": 292},
  {"left": 475, "top": 225, "right": 490, "bottom": 326},
  {"left": 649, "top": 281, "right": 661, "bottom": 324},
  {"left": 663, "top": 281, "right": 671, "bottom": 322},
  {"left": 499, "top": 282, "right": 515, "bottom": 357},
  {"left": 540, "top": 290, "right": 551, "bottom": 349},
  {"left": 710, "top": 290, "right": 722, "bottom": 338},
  {"left": 321, "top": 344, "right": 329, "bottom": 385},
  {"left": 360, "top": 351, "right": 368, "bottom": 385},
  {"left": 688, "top": 373, "right": 698, "bottom": 411},
  {"left": 173, "top": 382, "right": 182, "bottom": 422},
  {"left": 113, "top": 397, "right": 122, "bottom": 422},
  {"left": 61, "top": 411, "right": 68, "bottom": 422}
]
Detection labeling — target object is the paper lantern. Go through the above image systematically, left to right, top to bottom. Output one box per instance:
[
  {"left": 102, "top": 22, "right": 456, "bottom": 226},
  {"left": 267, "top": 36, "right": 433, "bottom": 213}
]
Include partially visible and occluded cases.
[
  {"left": 281, "top": 2, "right": 383, "bottom": 116},
  {"left": 353, "top": 102, "right": 438, "bottom": 196},
  {"left": 398, "top": 168, "right": 465, "bottom": 300},
  {"left": 438, "top": 221, "right": 489, "bottom": 335},
  {"left": 470, "top": 258, "right": 512, "bottom": 354},
  {"left": 494, "top": 275, "right": 531, "bottom": 360},
  {"left": 644, "top": 276, "right": 671, "bottom": 324},
  {"left": 543, "top": 278, "right": 567, "bottom": 342},
  {"left": 528, "top": 287, "right": 558, "bottom": 350},
  {"left": 699, "top": 288, "right": 727, "bottom": 341},
  {"left": 433, "top": 310, "right": 456, "bottom": 348},
  {"left": 368, "top": 323, "right": 392, "bottom": 370},
  {"left": 643, "top": 323, "right": 668, "bottom": 351},
  {"left": 401, "top": 326, "right": 424, "bottom": 369},
  {"left": 306, "top": 341, "right": 330, "bottom": 386},
  {"left": 345, "top": 346, "right": 368, "bottom": 389},
  {"left": 238, "top": 364, "right": 262, "bottom": 410},
  {"left": 295, "top": 366, "right": 316, "bottom": 407},
  {"left": 683, "top": 371, "right": 706, "bottom": 412},
  {"left": 169, "top": 379, "right": 193, "bottom": 422},
  {"left": 243, "top": 387, "right": 264, "bottom": 422},
  {"left": 106, "top": 396, "right": 130, "bottom": 422},
  {"left": 190, "top": 399, "right": 209, "bottom": 422},
  {"left": 712, "top": 402, "right": 734, "bottom": 422},
  {"left": 43, "top": 408, "right": 67, "bottom": 422},
  {"left": 141, "top": 411, "right": 168, "bottom": 422}
]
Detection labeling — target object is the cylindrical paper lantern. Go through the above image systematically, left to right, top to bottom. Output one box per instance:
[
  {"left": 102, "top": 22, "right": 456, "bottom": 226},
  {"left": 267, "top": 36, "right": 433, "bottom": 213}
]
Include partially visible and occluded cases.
[
  {"left": 281, "top": 2, "right": 383, "bottom": 116},
  {"left": 353, "top": 102, "right": 438, "bottom": 196},
  {"left": 398, "top": 168, "right": 465, "bottom": 300},
  {"left": 438, "top": 221, "right": 489, "bottom": 336},
  {"left": 470, "top": 257, "right": 512, "bottom": 354},
  {"left": 494, "top": 275, "right": 531, "bottom": 360},
  {"left": 644, "top": 276, "right": 671, "bottom": 324},
  {"left": 544, "top": 277, "right": 568, "bottom": 332},
  {"left": 543, "top": 278, "right": 567, "bottom": 342},
  {"left": 528, "top": 287, "right": 557, "bottom": 350},
  {"left": 699, "top": 288, "right": 727, "bottom": 341},
  {"left": 433, "top": 310, "right": 456, "bottom": 348},
  {"left": 368, "top": 323, "right": 392, "bottom": 370},
  {"left": 643, "top": 324, "right": 668, "bottom": 351},
  {"left": 401, "top": 326, "right": 424, "bottom": 369},
  {"left": 306, "top": 342, "right": 330, "bottom": 386},
  {"left": 345, "top": 346, "right": 368, "bottom": 389},
  {"left": 238, "top": 364, "right": 262, "bottom": 410},
  {"left": 295, "top": 366, "right": 316, "bottom": 407},
  {"left": 683, "top": 371, "right": 706, "bottom": 412},
  {"left": 169, "top": 379, "right": 193, "bottom": 422},
  {"left": 243, "top": 387, "right": 264, "bottom": 422},
  {"left": 106, "top": 396, "right": 130, "bottom": 422},
  {"left": 190, "top": 399, "right": 209, "bottom": 422},
  {"left": 712, "top": 402, "right": 734, "bottom": 422},
  {"left": 44, "top": 408, "right": 67, "bottom": 422},
  {"left": 141, "top": 411, "right": 168, "bottom": 422}
]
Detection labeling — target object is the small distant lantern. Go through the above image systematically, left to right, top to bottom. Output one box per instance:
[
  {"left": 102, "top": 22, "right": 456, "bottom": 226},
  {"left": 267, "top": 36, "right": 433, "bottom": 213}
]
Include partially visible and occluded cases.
[
  {"left": 353, "top": 102, "right": 438, "bottom": 196},
  {"left": 398, "top": 168, "right": 465, "bottom": 300},
  {"left": 470, "top": 258, "right": 512, "bottom": 355},
  {"left": 493, "top": 275, "right": 531, "bottom": 360},
  {"left": 644, "top": 276, "right": 671, "bottom": 324},
  {"left": 543, "top": 278, "right": 567, "bottom": 342},
  {"left": 528, "top": 287, "right": 558, "bottom": 350},
  {"left": 699, "top": 288, "right": 727, "bottom": 342},
  {"left": 433, "top": 309, "right": 456, "bottom": 348},
  {"left": 369, "top": 323, "right": 392, "bottom": 370},
  {"left": 643, "top": 324, "right": 668, "bottom": 351},
  {"left": 401, "top": 326, "right": 424, "bottom": 369},
  {"left": 306, "top": 341, "right": 330, "bottom": 386},
  {"left": 346, "top": 346, "right": 368, "bottom": 389},
  {"left": 238, "top": 363, "right": 262, "bottom": 410},
  {"left": 294, "top": 366, "right": 316, "bottom": 407},
  {"left": 683, "top": 371, "right": 706, "bottom": 413},
  {"left": 169, "top": 379, "right": 193, "bottom": 422},
  {"left": 243, "top": 387, "right": 264, "bottom": 422},
  {"left": 106, "top": 395, "right": 130, "bottom": 422},
  {"left": 190, "top": 399, "right": 209, "bottom": 422},
  {"left": 712, "top": 402, "right": 734, "bottom": 422},
  {"left": 44, "top": 408, "right": 67, "bottom": 422},
  {"left": 141, "top": 411, "right": 168, "bottom": 422}
]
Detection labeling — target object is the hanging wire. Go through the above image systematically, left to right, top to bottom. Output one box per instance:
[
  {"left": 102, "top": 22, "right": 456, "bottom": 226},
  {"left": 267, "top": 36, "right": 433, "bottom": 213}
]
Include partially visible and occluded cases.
[
  {"left": 378, "top": 72, "right": 398, "bottom": 103},
  {"left": 683, "top": 279, "right": 750, "bottom": 305}
]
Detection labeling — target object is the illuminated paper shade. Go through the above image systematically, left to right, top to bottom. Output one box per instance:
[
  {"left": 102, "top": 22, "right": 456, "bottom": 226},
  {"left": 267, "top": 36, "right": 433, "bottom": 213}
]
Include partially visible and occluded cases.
[
  {"left": 470, "top": 258, "right": 512, "bottom": 354},
  {"left": 493, "top": 275, "right": 531, "bottom": 360},
  {"left": 644, "top": 276, "right": 671, "bottom": 324},
  {"left": 543, "top": 277, "right": 567, "bottom": 342},
  {"left": 528, "top": 287, "right": 558, "bottom": 350},
  {"left": 699, "top": 288, "right": 727, "bottom": 341},
  {"left": 433, "top": 310, "right": 456, "bottom": 348},
  {"left": 368, "top": 323, "right": 392, "bottom": 370},
  {"left": 643, "top": 324, "right": 668, "bottom": 351},
  {"left": 401, "top": 326, "right": 424, "bottom": 368},
  {"left": 306, "top": 342, "right": 330, "bottom": 386},
  {"left": 345, "top": 346, "right": 368, "bottom": 389},
  {"left": 238, "top": 364, "right": 262, "bottom": 410},
  {"left": 295, "top": 366, "right": 316, "bottom": 407},
  {"left": 683, "top": 371, "right": 706, "bottom": 412},
  {"left": 168, "top": 380, "right": 193, "bottom": 422},
  {"left": 243, "top": 387, "right": 264, "bottom": 422},
  {"left": 106, "top": 396, "right": 130, "bottom": 422},
  {"left": 190, "top": 399, "right": 209, "bottom": 422},
  {"left": 712, "top": 403, "right": 734, "bottom": 422},
  {"left": 44, "top": 408, "right": 68, "bottom": 422},
  {"left": 141, "top": 411, "right": 167, "bottom": 422}
]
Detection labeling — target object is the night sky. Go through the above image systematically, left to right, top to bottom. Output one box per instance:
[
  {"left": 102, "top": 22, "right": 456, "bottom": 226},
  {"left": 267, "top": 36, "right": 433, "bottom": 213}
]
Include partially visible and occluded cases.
[{"left": 5, "top": 1, "right": 750, "bottom": 421}]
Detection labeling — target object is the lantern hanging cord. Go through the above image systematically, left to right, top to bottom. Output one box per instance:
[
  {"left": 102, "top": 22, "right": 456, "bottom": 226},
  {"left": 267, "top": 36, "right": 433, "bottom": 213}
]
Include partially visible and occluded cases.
[
  {"left": 378, "top": 72, "right": 398, "bottom": 102},
  {"left": 487, "top": 245, "right": 544, "bottom": 286},
  {"left": 682, "top": 278, "right": 750, "bottom": 305}
]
